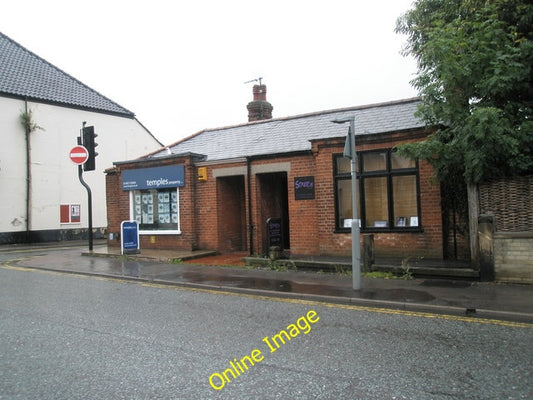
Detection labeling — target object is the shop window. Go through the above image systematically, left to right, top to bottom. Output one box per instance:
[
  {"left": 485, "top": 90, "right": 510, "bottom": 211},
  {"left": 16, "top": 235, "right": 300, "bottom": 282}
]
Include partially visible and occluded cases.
[
  {"left": 334, "top": 149, "right": 420, "bottom": 231},
  {"left": 362, "top": 151, "right": 387, "bottom": 172},
  {"left": 391, "top": 151, "right": 415, "bottom": 169},
  {"left": 392, "top": 175, "right": 419, "bottom": 227},
  {"left": 364, "top": 177, "right": 389, "bottom": 227},
  {"left": 336, "top": 178, "right": 361, "bottom": 228},
  {"left": 131, "top": 188, "right": 180, "bottom": 233}
]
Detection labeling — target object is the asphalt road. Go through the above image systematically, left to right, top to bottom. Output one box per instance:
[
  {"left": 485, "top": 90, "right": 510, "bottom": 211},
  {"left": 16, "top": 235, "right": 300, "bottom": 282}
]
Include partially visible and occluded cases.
[{"left": 1, "top": 260, "right": 532, "bottom": 399}]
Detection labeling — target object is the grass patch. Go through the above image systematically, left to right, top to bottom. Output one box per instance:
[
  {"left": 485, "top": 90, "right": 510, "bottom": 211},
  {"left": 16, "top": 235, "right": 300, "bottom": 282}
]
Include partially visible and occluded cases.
[
  {"left": 334, "top": 265, "right": 352, "bottom": 276},
  {"left": 363, "top": 271, "right": 398, "bottom": 279}
]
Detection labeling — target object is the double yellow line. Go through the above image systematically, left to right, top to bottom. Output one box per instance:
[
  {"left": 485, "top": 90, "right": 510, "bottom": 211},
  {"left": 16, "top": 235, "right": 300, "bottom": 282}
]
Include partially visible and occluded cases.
[{"left": 2, "top": 263, "right": 532, "bottom": 329}]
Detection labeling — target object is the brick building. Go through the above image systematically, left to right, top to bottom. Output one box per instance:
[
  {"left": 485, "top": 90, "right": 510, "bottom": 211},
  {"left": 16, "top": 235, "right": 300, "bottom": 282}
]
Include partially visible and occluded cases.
[{"left": 106, "top": 88, "right": 450, "bottom": 260}]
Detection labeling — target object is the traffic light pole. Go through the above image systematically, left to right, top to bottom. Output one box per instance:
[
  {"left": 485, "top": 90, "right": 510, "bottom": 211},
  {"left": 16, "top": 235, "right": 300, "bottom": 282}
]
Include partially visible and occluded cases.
[{"left": 77, "top": 135, "right": 93, "bottom": 251}]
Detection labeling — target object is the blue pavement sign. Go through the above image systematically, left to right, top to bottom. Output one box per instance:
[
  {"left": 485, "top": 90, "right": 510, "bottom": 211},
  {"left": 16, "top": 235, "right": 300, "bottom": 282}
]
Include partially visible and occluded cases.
[{"left": 121, "top": 221, "right": 140, "bottom": 254}]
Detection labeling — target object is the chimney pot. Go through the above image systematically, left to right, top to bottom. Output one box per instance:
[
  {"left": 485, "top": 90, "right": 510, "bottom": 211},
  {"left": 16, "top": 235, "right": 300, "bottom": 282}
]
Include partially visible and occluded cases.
[{"left": 253, "top": 85, "right": 267, "bottom": 101}]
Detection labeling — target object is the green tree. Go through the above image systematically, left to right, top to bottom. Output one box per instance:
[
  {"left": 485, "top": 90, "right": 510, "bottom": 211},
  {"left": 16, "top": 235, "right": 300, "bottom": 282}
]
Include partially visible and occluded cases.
[{"left": 396, "top": 0, "right": 533, "bottom": 265}]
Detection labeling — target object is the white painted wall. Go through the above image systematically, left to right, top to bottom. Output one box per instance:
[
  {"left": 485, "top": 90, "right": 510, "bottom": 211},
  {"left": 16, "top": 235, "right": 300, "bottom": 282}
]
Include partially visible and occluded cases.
[{"left": 0, "top": 97, "right": 162, "bottom": 235}]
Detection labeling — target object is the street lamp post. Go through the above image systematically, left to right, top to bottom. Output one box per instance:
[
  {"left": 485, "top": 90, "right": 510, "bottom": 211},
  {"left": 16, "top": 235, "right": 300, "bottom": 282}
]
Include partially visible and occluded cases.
[{"left": 332, "top": 116, "right": 360, "bottom": 290}]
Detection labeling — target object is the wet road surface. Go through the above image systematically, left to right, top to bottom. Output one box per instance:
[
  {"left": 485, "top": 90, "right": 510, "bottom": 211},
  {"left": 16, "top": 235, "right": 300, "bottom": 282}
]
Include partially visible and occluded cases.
[
  {"left": 3, "top": 246, "right": 532, "bottom": 323},
  {"left": 1, "top": 264, "right": 532, "bottom": 399}
]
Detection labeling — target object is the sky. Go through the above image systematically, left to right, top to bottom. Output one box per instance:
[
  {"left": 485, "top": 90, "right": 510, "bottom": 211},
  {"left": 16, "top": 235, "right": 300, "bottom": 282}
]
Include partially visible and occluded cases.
[{"left": 1, "top": 0, "right": 418, "bottom": 146}]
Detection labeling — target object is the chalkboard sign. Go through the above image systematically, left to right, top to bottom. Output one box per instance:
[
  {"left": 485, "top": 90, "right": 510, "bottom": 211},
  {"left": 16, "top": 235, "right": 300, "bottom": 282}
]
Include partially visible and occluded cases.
[
  {"left": 294, "top": 176, "right": 315, "bottom": 200},
  {"left": 266, "top": 217, "right": 283, "bottom": 249}
]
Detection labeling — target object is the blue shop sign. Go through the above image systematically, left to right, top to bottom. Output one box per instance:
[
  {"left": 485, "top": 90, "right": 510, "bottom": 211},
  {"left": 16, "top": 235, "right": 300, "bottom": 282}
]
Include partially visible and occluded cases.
[{"left": 121, "top": 165, "right": 185, "bottom": 190}]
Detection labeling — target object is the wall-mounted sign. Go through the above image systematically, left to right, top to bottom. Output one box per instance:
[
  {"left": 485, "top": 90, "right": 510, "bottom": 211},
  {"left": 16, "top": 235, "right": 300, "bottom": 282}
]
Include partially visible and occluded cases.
[
  {"left": 121, "top": 165, "right": 185, "bottom": 191},
  {"left": 294, "top": 176, "right": 315, "bottom": 200},
  {"left": 60, "top": 204, "right": 81, "bottom": 224},
  {"left": 70, "top": 204, "right": 81, "bottom": 223},
  {"left": 121, "top": 221, "right": 140, "bottom": 254}
]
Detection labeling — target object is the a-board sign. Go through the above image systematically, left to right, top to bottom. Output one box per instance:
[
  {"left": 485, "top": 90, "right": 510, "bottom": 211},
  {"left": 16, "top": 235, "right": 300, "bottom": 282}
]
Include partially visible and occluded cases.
[
  {"left": 294, "top": 176, "right": 315, "bottom": 200},
  {"left": 266, "top": 217, "right": 283, "bottom": 249},
  {"left": 121, "top": 221, "right": 140, "bottom": 254}
]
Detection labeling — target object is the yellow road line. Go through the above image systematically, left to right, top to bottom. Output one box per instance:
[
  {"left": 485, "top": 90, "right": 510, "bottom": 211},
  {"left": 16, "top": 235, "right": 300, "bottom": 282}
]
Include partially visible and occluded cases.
[
  {"left": 0, "top": 246, "right": 80, "bottom": 254},
  {"left": 2, "top": 263, "right": 532, "bottom": 329}
]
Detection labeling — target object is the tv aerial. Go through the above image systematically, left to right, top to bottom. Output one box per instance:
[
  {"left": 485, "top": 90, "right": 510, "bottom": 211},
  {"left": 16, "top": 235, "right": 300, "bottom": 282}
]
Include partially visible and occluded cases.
[{"left": 244, "top": 77, "right": 263, "bottom": 85}]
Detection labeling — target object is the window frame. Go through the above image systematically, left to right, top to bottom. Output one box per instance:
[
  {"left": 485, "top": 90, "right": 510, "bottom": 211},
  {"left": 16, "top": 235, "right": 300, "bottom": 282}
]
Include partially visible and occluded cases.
[
  {"left": 334, "top": 149, "right": 422, "bottom": 233},
  {"left": 129, "top": 188, "right": 181, "bottom": 235}
]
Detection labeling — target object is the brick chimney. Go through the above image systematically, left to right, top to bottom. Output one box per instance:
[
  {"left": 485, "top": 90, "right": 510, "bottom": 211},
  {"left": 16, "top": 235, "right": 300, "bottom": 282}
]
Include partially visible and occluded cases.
[{"left": 247, "top": 84, "right": 273, "bottom": 122}]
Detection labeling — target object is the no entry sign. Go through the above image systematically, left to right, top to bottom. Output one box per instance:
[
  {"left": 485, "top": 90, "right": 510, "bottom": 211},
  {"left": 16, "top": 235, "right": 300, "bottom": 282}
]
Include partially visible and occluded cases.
[{"left": 69, "top": 145, "right": 89, "bottom": 165}]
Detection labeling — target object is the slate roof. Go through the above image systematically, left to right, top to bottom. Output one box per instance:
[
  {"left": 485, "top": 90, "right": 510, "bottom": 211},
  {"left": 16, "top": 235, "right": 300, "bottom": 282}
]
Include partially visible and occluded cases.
[
  {"left": 0, "top": 32, "right": 133, "bottom": 117},
  {"left": 148, "top": 98, "right": 424, "bottom": 162}
]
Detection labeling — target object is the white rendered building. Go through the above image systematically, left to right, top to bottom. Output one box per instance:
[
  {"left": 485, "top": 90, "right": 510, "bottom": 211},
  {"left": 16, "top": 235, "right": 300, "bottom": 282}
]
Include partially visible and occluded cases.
[{"left": 0, "top": 32, "right": 162, "bottom": 243}]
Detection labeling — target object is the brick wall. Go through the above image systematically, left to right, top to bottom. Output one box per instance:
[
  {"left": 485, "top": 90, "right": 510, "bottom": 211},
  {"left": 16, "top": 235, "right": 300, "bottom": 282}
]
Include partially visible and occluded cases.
[
  {"left": 105, "top": 129, "right": 445, "bottom": 259},
  {"left": 287, "top": 155, "right": 319, "bottom": 255},
  {"left": 195, "top": 164, "right": 218, "bottom": 250},
  {"left": 105, "top": 169, "right": 130, "bottom": 248},
  {"left": 494, "top": 232, "right": 533, "bottom": 283}
]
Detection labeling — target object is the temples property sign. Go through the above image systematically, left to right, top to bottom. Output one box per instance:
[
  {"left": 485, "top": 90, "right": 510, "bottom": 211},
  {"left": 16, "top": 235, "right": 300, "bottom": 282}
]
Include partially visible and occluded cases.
[{"left": 121, "top": 165, "right": 185, "bottom": 190}]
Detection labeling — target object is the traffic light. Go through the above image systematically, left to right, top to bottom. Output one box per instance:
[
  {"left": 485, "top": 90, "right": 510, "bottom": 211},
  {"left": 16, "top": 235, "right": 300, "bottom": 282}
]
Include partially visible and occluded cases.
[{"left": 82, "top": 125, "right": 98, "bottom": 171}]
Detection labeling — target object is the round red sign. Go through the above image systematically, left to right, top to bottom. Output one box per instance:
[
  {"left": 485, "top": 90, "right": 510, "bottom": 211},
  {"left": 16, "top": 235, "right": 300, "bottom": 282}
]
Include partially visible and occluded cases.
[{"left": 69, "top": 145, "right": 89, "bottom": 165}]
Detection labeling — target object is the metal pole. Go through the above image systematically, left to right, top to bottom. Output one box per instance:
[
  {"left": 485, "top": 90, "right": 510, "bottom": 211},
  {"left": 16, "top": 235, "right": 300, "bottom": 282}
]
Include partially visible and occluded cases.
[
  {"left": 332, "top": 116, "right": 361, "bottom": 290},
  {"left": 349, "top": 118, "right": 361, "bottom": 290},
  {"left": 77, "top": 135, "right": 93, "bottom": 251}
]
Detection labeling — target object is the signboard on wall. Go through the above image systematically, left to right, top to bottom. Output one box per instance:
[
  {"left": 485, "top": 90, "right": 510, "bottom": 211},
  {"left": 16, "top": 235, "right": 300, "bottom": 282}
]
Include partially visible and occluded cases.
[
  {"left": 121, "top": 165, "right": 185, "bottom": 190},
  {"left": 294, "top": 176, "right": 315, "bottom": 200},
  {"left": 60, "top": 204, "right": 81, "bottom": 223},
  {"left": 70, "top": 205, "right": 81, "bottom": 223}
]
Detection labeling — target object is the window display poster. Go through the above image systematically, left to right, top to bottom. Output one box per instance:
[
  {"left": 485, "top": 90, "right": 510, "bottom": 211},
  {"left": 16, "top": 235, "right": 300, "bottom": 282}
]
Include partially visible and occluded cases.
[
  {"left": 132, "top": 189, "right": 179, "bottom": 230},
  {"left": 70, "top": 205, "right": 80, "bottom": 223}
]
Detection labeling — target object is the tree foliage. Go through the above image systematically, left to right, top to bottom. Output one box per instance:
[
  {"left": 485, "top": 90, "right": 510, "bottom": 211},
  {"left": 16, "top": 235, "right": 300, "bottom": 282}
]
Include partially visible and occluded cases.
[{"left": 396, "top": 0, "right": 533, "bottom": 184}]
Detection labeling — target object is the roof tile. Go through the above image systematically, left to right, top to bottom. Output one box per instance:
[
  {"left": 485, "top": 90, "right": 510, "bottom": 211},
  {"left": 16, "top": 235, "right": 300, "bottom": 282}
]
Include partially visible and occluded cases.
[{"left": 150, "top": 98, "right": 424, "bottom": 161}]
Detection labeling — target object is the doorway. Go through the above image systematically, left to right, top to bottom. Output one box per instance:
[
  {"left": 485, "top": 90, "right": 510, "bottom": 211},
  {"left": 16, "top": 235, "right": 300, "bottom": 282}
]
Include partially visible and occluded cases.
[
  {"left": 257, "top": 172, "right": 290, "bottom": 254},
  {"left": 216, "top": 176, "right": 246, "bottom": 252}
]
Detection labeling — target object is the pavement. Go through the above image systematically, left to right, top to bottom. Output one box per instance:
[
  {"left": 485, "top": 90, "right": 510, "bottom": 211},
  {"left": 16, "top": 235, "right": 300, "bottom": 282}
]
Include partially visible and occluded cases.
[{"left": 2, "top": 241, "right": 532, "bottom": 324}]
